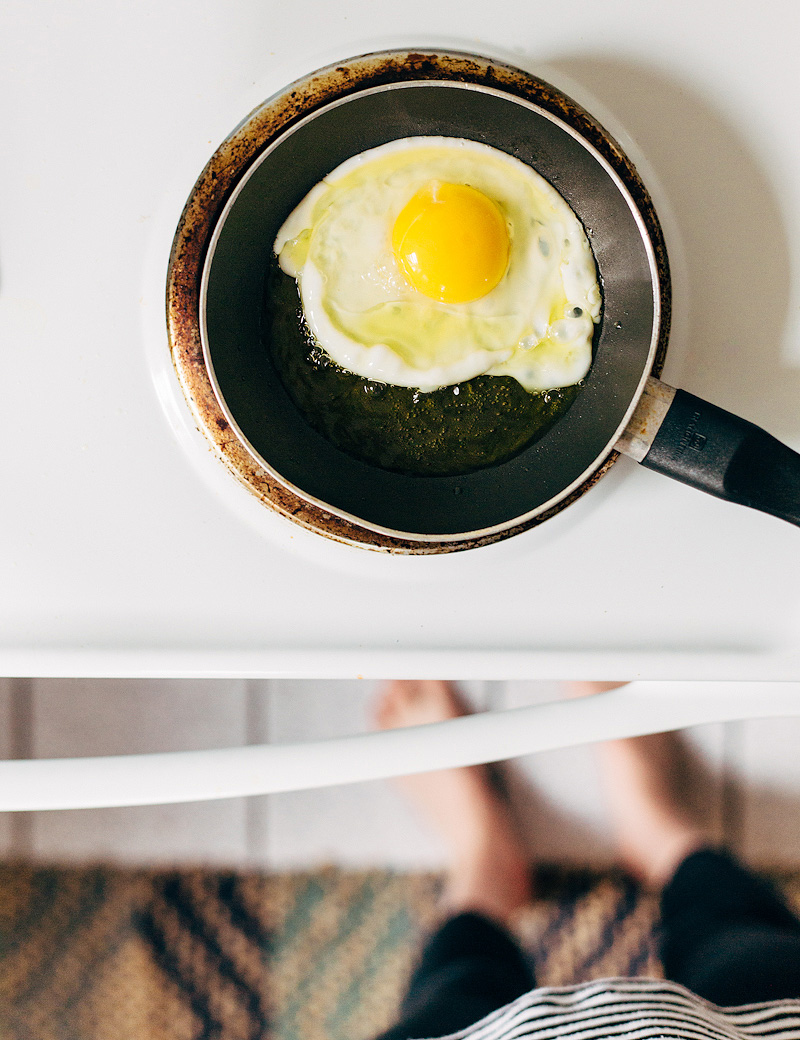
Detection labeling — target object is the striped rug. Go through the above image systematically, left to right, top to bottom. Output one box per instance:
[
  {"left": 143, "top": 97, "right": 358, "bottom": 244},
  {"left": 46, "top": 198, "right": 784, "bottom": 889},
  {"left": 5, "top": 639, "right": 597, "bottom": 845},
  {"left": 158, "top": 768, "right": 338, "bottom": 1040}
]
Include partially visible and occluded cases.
[{"left": 0, "top": 864, "right": 797, "bottom": 1040}]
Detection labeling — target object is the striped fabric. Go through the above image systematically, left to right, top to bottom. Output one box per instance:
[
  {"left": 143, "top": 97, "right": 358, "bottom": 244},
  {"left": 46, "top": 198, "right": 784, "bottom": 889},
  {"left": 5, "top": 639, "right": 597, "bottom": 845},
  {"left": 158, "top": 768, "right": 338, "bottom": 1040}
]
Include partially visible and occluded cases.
[{"left": 448, "top": 980, "right": 800, "bottom": 1040}]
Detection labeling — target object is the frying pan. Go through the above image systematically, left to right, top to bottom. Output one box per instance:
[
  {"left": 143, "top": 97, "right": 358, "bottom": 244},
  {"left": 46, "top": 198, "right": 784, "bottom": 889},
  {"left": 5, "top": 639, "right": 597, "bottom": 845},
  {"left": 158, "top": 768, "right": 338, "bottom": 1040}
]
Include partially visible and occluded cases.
[{"left": 167, "top": 50, "right": 800, "bottom": 552}]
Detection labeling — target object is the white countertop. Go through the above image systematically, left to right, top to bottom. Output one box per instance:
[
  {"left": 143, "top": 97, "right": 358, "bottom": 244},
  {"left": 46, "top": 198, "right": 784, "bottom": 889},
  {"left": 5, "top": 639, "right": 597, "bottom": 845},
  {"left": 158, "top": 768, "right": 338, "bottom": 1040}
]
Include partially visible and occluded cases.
[{"left": 2, "top": 0, "right": 800, "bottom": 678}]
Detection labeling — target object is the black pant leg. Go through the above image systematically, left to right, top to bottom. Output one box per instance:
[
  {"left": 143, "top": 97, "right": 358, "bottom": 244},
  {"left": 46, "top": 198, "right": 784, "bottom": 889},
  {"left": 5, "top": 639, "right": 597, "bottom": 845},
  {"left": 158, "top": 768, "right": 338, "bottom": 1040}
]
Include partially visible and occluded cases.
[
  {"left": 661, "top": 848, "right": 800, "bottom": 1005},
  {"left": 375, "top": 912, "right": 535, "bottom": 1040}
]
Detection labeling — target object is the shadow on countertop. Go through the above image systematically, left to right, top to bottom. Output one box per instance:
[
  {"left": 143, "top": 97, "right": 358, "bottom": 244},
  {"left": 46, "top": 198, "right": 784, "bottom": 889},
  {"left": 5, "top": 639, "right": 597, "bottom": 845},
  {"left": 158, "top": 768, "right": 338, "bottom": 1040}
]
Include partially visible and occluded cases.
[{"left": 548, "top": 55, "right": 800, "bottom": 443}]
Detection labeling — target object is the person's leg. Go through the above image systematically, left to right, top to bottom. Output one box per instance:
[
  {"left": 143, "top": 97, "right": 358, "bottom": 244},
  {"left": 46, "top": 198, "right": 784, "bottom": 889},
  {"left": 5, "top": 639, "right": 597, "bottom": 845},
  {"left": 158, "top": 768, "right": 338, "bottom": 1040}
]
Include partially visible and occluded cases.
[
  {"left": 372, "top": 681, "right": 535, "bottom": 1040},
  {"left": 565, "top": 682, "right": 705, "bottom": 889},
  {"left": 570, "top": 682, "right": 800, "bottom": 1004},
  {"left": 661, "top": 847, "right": 800, "bottom": 1004},
  {"left": 377, "top": 911, "right": 534, "bottom": 1040}
]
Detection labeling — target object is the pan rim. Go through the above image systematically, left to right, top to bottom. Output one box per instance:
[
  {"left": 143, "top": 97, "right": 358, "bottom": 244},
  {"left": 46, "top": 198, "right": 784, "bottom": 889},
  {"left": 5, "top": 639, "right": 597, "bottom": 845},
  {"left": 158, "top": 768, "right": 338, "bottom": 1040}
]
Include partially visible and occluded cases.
[{"left": 199, "top": 77, "right": 663, "bottom": 542}]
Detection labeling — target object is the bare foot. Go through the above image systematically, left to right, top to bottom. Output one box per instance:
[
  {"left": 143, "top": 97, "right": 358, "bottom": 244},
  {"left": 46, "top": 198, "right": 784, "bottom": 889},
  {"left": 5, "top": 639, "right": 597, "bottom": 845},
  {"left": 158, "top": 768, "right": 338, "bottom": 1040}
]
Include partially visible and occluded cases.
[
  {"left": 373, "top": 680, "right": 532, "bottom": 925},
  {"left": 563, "top": 681, "right": 706, "bottom": 888},
  {"left": 564, "top": 681, "right": 630, "bottom": 698}
]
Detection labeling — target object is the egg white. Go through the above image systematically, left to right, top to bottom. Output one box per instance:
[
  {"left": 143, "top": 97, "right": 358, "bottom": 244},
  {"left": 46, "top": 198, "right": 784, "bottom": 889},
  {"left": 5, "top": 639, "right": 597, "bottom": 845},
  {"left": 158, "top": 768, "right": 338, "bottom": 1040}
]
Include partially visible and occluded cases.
[{"left": 274, "top": 137, "right": 601, "bottom": 393}]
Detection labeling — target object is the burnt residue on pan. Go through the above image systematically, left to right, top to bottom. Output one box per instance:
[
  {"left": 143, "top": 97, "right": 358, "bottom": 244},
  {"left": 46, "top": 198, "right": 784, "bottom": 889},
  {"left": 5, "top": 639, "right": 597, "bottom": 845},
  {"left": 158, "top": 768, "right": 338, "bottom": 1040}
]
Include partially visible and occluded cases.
[{"left": 166, "top": 49, "right": 670, "bottom": 553}]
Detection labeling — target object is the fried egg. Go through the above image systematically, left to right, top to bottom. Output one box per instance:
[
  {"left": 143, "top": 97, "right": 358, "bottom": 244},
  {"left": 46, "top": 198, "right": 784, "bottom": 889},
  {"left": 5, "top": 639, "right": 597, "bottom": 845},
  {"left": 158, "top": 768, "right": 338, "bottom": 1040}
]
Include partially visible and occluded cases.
[{"left": 274, "top": 137, "right": 601, "bottom": 393}]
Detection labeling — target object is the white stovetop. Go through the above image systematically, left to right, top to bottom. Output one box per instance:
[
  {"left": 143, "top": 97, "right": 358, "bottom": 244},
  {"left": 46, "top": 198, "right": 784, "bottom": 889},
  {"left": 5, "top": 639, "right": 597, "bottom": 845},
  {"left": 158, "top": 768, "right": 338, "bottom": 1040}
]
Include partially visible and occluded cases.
[{"left": 2, "top": 0, "right": 799, "bottom": 678}]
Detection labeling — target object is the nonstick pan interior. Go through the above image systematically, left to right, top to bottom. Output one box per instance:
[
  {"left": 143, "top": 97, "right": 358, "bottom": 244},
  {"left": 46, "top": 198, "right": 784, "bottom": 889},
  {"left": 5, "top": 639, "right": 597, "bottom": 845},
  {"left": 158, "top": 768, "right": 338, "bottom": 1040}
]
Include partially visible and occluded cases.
[{"left": 201, "top": 78, "right": 664, "bottom": 538}]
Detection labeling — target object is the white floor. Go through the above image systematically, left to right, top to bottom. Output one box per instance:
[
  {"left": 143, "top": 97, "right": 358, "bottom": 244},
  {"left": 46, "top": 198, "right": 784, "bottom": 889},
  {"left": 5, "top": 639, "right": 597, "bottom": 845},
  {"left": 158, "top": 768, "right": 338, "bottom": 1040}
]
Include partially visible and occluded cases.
[{"left": 0, "top": 678, "right": 798, "bottom": 870}]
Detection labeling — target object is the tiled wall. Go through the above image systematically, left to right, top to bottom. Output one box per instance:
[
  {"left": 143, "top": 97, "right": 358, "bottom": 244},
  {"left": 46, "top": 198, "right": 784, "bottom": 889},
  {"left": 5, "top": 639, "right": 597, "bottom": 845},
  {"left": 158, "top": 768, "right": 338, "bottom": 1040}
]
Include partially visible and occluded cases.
[{"left": 0, "top": 678, "right": 798, "bottom": 869}]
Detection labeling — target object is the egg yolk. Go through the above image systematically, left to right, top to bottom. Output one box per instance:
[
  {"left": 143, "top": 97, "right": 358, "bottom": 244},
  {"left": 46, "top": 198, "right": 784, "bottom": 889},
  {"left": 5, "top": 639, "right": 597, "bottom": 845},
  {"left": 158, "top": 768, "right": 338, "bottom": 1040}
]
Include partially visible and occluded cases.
[{"left": 392, "top": 181, "right": 510, "bottom": 304}]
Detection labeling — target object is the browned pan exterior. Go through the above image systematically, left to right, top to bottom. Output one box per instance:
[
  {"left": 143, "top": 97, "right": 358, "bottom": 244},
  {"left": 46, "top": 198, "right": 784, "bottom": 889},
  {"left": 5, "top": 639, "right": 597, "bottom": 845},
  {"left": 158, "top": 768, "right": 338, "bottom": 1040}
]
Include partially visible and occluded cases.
[{"left": 167, "top": 50, "right": 670, "bottom": 552}]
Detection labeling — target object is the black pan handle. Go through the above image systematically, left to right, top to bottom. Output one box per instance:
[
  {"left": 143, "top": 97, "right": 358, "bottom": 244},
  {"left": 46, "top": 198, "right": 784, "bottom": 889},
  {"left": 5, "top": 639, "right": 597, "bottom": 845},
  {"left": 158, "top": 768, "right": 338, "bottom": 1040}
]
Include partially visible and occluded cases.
[{"left": 615, "top": 377, "right": 800, "bottom": 526}]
